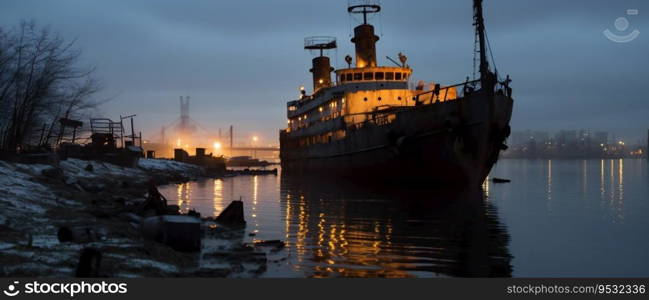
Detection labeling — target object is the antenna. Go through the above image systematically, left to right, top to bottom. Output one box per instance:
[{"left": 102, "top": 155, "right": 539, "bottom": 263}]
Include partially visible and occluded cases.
[
  {"left": 348, "top": 2, "right": 381, "bottom": 25},
  {"left": 304, "top": 36, "right": 337, "bottom": 57},
  {"left": 385, "top": 56, "right": 400, "bottom": 67}
]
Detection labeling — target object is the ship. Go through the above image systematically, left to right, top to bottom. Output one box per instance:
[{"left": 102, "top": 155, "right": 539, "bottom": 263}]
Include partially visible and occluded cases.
[{"left": 279, "top": 0, "right": 513, "bottom": 187}]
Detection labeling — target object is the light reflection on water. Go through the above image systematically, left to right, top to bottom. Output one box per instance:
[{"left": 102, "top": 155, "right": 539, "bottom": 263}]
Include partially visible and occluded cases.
[
  {"left": 488, "top": 158, "right": 648, "bottom": 277},
  {"left": 158, "top": 159, "right": 649, "bottom": 277}
]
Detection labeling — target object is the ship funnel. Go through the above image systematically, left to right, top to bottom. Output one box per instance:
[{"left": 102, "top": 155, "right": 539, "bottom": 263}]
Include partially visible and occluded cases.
[
  {"left": 348, "top": 3, "right": 381, "bottom": 68},
  {"left": 304, "top": 36, "right": 337, "bottom": 92}
]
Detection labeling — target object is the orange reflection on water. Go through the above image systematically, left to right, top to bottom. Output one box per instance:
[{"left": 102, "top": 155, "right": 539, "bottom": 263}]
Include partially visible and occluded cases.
[
  {"left": 213, "top": 179, "right": 224, "bottom": 216},
  {"left": 176, "top": 182, "right": 191, "bottom": 212}
]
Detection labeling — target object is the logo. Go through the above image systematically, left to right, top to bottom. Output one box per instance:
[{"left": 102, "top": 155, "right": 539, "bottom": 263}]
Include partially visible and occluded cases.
[
  {"left": 604, "top": 9, "right": 640, "bottom": 43},
  {"left": 3, "top": 281, "right": 20, "bottom": 297}
]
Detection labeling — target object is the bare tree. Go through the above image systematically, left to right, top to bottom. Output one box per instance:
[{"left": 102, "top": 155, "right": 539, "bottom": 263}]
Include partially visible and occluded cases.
[{"left": 0, "top": 21, "right": 100, "bottom": 153}]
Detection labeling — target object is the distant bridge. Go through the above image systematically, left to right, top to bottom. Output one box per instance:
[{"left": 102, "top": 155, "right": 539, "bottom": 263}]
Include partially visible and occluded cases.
[{"left": 224, "top": 146, "right": 279, "bottom": 152}]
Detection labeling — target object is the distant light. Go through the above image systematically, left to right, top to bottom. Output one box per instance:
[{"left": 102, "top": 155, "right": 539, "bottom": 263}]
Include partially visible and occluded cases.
[
  {"left": 318, "top": 79, "right": 324, "bottom": 84},
  {"left": 252, "top": 136, "right": 258, "bottom": 142},
  {"left": 176, "top": 138, "right": 181, "bottom": 147},
  {"left": 213, "top": 142, "right": 222, "bottom": 149}
]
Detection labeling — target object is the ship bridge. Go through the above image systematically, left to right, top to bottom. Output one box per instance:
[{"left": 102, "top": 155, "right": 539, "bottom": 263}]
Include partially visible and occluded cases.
[
  {"left": 285, "top": 1, "right": 458, "bottom": 135},
  {"left": 335, "top": 66, "right": 411, "bottom": 85}
]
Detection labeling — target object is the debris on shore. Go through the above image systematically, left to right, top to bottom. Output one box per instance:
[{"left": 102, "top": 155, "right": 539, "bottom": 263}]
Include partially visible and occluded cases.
[
  {"left": 0, "top": 158, "right": 280, "bottom": 277},
  {"left": 491, "top": 177, "right": 511, "bottom": 183}
]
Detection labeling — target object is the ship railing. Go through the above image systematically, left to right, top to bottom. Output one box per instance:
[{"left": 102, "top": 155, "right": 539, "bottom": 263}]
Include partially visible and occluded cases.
[
  {"left": 415, "top": 77, "right": 513, "bottom": 101},
  {"left": 415, "top": 79, "right": 480, "bottom": 103}
]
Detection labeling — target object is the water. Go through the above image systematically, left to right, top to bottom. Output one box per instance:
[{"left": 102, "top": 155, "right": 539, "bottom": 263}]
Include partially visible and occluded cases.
[{"left": 158, "top": 159, "right": 649, "bottom": 277}]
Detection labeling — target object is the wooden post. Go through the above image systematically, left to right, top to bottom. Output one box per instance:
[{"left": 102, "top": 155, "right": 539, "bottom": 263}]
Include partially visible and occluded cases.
[{"left": 130, "top": 117, "right": 135, "bottom": 146}]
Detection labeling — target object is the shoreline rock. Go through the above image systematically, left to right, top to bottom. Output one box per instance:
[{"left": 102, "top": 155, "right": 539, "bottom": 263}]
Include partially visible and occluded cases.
[{"left": 0, "top": 158, "right": 270, "bottom": 277}]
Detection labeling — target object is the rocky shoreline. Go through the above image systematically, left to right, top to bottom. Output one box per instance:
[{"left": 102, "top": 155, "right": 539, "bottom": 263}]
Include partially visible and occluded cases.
[{"left": 0, "top": 158, "right": 278, "bottom": 277}]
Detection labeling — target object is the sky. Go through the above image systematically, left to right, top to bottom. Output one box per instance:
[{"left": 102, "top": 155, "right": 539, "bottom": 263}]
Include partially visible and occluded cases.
[{"left": 2, "top": 0, "right": 648, "bottom": 145}]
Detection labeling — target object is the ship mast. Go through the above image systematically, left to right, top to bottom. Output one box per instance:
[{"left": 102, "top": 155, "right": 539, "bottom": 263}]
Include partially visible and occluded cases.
[{"left": 473, "top": 0, "right": 492, "bottom": 85}]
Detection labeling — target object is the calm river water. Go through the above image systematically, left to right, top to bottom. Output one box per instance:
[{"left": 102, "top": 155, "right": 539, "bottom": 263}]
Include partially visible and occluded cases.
[{"left": 158, "top": 159, "right": 649, "bottom": 277}]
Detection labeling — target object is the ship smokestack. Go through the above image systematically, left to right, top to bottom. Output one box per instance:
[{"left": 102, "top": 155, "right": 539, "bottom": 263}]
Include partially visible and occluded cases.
[
  {"left": 348, "top": 3, "right": 381, "bottom": 68},
  {"left": 352, "top": 24, "right": 379, "bottom": 68},
  {"left": 304, "top": 37, "right": 337, "bottom": 93},
  {"left": 310, "top": 56, "right": 333, "bottom": 92}
]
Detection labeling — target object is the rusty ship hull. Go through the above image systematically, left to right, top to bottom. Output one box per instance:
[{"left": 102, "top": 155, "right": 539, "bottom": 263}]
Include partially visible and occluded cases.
[{"left": 280, "top": 90, "right": 513, "bottom": 187}]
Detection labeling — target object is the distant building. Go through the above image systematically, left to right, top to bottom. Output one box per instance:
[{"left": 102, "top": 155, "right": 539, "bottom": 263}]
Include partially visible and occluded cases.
[
  {"left": 502, "top": 129, "right": 640, "bottom": 159},
  {"left": 509, "top": 130, "right": 549, "bottom": 146}
]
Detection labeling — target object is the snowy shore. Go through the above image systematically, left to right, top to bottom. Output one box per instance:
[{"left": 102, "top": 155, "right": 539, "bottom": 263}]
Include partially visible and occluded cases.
[{"left": 0, "top": 158, "right": 271, "bottom": 277}]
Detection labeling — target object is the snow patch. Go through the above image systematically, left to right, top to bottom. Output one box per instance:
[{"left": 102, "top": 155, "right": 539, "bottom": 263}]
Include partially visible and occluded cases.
[{"left": 138, "top": 158, "right": 202, "bottom": 174}]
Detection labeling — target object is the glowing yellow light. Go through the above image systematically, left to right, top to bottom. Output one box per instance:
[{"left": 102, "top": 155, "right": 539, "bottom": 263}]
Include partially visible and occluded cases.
[
  {"left": 318, "top": 79, "right": 324, "bottom": 84},
  {"left": 319, "top": 107, "right": 323, "bottom": 112},
  {"left": 252, "top": 136, "right": 258, "bottom": 142},
  {"left": 176, "top": 138, "right": 181, "bottom": 147},
  {"left": 213, "top": 142, "right": 222, "bottom": 149},
  {"left": 184, "top": 144, "right": 189, "bottom": 149}
]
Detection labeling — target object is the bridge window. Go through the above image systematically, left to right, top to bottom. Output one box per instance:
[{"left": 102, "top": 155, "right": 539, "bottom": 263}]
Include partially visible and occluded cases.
[
  {"left": 364, "top": 72, "right": 373, "bottom": 80},
  {"left": 375, "top": 72, "right": 384, "bottom": 80},
  {"left": 386, "top": 72, "right": 394, "bottom": 80},
  {"left": 395, "top": 72, "right": 402, "bottom": 80},
  {"left": 346, "top": 73, "right": 353, "bottom": 81},
  {"left": 353, "top": 73, "right": 362, "bottom": 81}
]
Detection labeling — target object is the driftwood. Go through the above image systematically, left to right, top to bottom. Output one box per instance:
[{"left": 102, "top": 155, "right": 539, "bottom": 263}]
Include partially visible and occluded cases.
[{"left": 492, "top": 177, "right": 511, "bottom": 183}]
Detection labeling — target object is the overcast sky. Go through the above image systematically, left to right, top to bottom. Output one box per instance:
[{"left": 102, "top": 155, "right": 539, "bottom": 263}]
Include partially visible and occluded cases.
[{"left": 2, "top": 0, "right": 648, "bottom": 144}]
